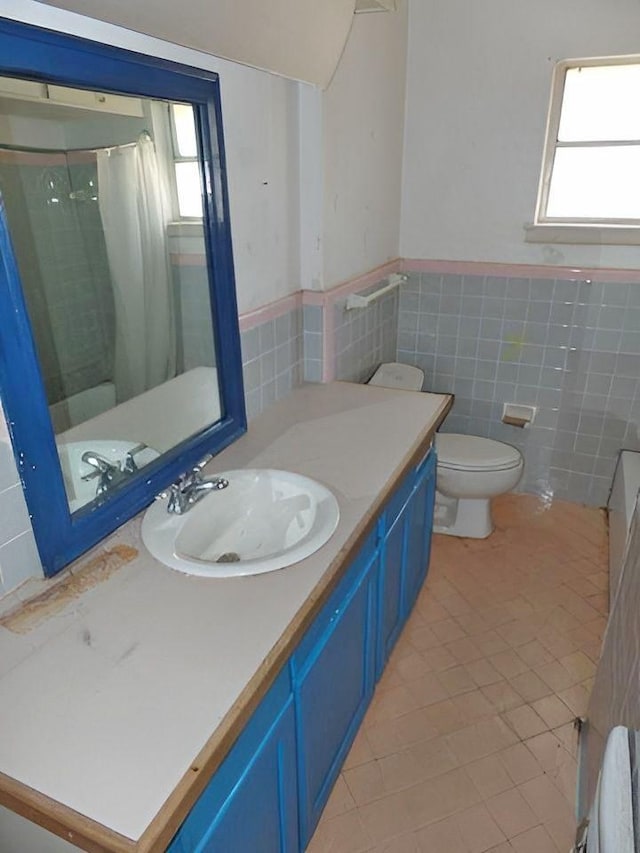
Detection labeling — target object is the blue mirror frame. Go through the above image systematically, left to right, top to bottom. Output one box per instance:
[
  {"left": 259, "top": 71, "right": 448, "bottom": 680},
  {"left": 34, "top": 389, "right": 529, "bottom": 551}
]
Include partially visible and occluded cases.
[{"left": 0, "top": 19, "right": 247, "bottom": 576}]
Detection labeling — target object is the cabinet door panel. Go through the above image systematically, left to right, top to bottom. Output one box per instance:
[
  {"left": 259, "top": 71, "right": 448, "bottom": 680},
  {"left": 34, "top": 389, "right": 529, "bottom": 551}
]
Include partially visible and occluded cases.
[
  {"left": 378, "top": 451, "right": 435, "bottom": 675},
  {"left": 404, "top": 456, "right": 436, "bottom": 614},
  {"left": 378, "top": 507, "right": 408, "bottom": 674},
  {"left": 293, "top": 529, "right": 376, "bottom": 671},
  {"left": 295, "top": 555, "right": 377, "bottom": 846},
  {"left": 168, "top": 671, "right": 297, "bottom": 853},
  {"left": 195, "top": 705, "right": 297, "bottom": 853}
]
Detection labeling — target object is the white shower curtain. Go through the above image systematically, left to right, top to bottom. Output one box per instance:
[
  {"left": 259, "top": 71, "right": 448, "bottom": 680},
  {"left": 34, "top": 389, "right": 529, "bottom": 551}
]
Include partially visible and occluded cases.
[{"left": 97, "top": 134, "right": 176, "bottom": 403}]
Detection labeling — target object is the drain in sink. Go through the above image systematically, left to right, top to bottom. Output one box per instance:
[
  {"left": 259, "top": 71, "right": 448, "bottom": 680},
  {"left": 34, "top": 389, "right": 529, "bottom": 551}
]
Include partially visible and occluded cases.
[{"left": 216, "top": 552, "right": 241, "bottom": 563}]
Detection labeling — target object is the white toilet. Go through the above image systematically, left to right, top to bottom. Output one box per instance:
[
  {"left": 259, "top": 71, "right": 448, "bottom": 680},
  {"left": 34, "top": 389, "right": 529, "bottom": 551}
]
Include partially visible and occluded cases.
[
  {"left": 368, "top": 362, "right": 524, "bottom": 539},
  {"left": 435, "top": 433, "right": 523, "bottom": 538}
]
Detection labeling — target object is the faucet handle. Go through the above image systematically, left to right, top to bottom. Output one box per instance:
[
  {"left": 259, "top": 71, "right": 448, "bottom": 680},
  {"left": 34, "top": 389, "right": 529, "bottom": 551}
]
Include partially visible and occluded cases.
[
  {"left": 120, "top": 442, "right": 148, "bottom": 475},
  {"left": 121, "top": 452, "right": 138, "bottom": 475},
  {"left": 192, "top": 453, "right": 214, "bottom": 474},
  {"left": 208, "top": 476, "right": 229, "bottom": 491},
  {"left": 166, "top": 482, "right": 183, "bottom": 514}
]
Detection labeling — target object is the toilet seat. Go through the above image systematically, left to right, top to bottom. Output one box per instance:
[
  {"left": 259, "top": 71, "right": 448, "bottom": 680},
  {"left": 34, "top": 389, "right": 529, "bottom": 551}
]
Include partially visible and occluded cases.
[{"left": 436, "top": 434, "right": 522, "bottom": 472}]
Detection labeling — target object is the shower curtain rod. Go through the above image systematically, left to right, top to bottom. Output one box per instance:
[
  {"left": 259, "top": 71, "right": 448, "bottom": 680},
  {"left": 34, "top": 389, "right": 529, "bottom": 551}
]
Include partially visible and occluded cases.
[{"left": 0, "top": 131, "right": 151, "bottom": 156}]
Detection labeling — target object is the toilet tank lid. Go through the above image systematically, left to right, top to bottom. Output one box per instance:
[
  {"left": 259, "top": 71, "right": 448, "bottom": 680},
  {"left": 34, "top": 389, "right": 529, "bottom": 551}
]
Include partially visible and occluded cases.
[
  {"left": 368, "top": 362, "right": 424, "bottom": 392},
  {"left": 436, "top": 433, "right": 522, "bottom": 471}
]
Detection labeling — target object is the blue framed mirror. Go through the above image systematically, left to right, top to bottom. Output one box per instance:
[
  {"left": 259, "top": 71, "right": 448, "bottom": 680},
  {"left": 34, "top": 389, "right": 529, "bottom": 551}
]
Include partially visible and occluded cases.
[{"left": 0, "top": 19, "right": 246, "bottom": 576}]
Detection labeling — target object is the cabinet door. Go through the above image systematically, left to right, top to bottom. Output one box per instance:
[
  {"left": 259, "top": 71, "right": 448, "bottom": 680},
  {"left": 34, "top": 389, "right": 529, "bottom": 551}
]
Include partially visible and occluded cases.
[
  {"left": 377, "top": 452, "right": 436, "bottom": 675},
  {"left": 404, "top": 452, "right": 436, "bottom": 614},
  {"left": 376, "top": 465, "right": 417, "bottom": 676},
  {"left": 378, "top": 499, "right": 410, "bottom": 674},
  {"left": 293, "top": 545, "right": 378, "bottom": 848},
  {"left": 168, "top": 670, "right": 298, "bottom": 853}
]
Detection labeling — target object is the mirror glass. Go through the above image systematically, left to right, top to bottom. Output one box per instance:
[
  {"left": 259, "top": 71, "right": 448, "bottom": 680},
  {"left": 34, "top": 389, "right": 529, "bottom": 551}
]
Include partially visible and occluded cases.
[{"left": 0, "top": 78, "right": 221, "bottom": 512}]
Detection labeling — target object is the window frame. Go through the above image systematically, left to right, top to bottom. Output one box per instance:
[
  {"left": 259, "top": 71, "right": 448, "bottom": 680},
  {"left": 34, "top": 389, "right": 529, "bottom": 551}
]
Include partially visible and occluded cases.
[
  {"left": 529, "top": 54, "right": 640, "bottom": 244},
  {"left": 167, "top": 101, "right": 204, "bottom": 220}
]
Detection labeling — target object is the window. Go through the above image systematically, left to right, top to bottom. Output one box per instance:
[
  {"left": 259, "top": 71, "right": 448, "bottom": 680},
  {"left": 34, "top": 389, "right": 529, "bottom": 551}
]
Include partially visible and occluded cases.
[
  {"left": 530, "top": 57, "right": 640, "bottom": 242},
  {"left": 169, "top": 102, "right": 204, "bottom": 218}
]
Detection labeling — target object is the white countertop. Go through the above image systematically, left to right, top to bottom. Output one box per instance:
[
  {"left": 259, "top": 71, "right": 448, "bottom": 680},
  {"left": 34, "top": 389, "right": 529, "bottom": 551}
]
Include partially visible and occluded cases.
[{"left": 0, "top": 382, "right": 450, "bottom": 848}]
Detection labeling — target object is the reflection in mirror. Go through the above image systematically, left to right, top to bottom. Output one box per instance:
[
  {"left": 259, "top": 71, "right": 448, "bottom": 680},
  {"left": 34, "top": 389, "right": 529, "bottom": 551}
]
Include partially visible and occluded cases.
[{"left": 0, "top": 80, "right": 221, "bottom": 512}]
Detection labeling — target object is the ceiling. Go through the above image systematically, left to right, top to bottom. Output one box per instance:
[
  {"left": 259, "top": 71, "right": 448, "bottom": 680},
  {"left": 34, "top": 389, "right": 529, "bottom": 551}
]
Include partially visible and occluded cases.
[{"left": 36, "top": 0, "right": 358, "bottom": 88}]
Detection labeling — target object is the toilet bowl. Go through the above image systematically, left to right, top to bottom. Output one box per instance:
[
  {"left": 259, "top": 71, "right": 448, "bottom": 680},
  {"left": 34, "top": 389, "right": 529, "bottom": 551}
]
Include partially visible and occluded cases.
[
  {"left": 367, "top": 363, "right": 524, "bottom": 539},
  {"left": 435, "top": 433, "right": 524, "bottom": 538}
]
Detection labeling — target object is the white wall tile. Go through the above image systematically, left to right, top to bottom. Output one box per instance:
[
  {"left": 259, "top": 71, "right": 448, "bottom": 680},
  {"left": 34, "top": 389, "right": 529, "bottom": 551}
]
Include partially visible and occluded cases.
[{"left": 0, "top": 530, "right": 42, "bottom": 593}]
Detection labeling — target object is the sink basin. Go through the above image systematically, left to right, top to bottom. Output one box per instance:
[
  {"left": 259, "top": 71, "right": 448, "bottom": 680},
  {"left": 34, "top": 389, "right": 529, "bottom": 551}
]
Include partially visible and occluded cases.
[
  {"left": 57, "top": 440, "right": 160, "bottom": 512},
  {"left": 141, "top": 469, "right": 340, "bottom": 577}
]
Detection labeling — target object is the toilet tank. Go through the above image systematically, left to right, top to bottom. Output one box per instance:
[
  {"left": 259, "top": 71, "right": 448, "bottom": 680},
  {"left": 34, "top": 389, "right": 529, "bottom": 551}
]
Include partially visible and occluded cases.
[{"left": 368, "top": 362, "right": 424, "bottom": 392}]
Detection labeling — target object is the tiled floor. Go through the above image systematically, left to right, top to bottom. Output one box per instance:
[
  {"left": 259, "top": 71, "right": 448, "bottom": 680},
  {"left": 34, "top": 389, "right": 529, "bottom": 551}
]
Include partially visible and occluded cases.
[{"left": 308, "top": 494, "right": 608, "bottom": 853}]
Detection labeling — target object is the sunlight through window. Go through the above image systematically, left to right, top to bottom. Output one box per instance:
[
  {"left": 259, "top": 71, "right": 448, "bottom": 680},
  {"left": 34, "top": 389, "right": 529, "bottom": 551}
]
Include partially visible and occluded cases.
[
  {"left": 537, "top": 59, "right": 640, "bottom": 226},
  {"left": 170, "top": 103, "right": 203, "bottom": 218}
]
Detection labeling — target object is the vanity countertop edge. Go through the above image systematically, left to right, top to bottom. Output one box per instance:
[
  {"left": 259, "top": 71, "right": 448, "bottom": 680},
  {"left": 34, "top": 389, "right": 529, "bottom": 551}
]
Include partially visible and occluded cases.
[{"left": 0, "top": 381, "right": 453, "bottom": 853}]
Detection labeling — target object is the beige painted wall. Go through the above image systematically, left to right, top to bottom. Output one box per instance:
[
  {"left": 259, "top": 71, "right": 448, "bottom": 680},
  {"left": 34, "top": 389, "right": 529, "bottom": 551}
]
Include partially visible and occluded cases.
[
  {"left": 401, "top": 0, "right": 640, "bottom": 269},
  {"left": 323, "top": 2, "right": 408, "bottom": 287}
]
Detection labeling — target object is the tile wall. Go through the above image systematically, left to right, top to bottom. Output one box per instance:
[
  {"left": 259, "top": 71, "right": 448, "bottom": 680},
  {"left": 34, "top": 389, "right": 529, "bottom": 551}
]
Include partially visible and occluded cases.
[
  {"left": 0, "top": 154, "right": 115, "bottom": 404},
  {"left": 4, "top": 262, "right": 638, "bottom": 595},
  {"left": 171, "top": 263, "right": 217, "bottom": 372},
  {"left": 397, "top": 272, "right": 640, "bottom": 506},
  {"left": 333, "top": 286, "right": 399, "bottom": 384},
  {"left": 303, "top": 304, "right": 324, "bottom": 383},
  {"left": 241, "top": 306, "right": 304, "bottom": 420},
  {"left": 0, "top": 407, "right": 42, "bottom": 597}
]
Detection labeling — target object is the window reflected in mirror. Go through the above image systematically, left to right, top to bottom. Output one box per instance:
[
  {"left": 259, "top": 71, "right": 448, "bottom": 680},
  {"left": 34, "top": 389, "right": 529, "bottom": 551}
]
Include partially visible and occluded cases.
[
  {"left": 0, "top": 79, "right": 221, "bottom": 512},
  {"left": 170, "top": 103, "right": 203, "bottom": 218}
]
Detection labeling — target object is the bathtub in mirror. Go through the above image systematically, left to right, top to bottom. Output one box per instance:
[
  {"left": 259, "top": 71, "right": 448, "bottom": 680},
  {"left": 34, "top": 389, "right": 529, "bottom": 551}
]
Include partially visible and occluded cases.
[{"left": 0, "top": 19, "right": 246, "bottom": 575}]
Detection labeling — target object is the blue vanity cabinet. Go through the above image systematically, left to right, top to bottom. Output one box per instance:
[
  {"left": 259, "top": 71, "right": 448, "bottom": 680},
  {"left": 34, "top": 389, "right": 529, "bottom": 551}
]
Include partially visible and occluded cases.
[
  {"left": 166, "top": 448, "right": 437, "bottom": 853},
  {"left": 377, "top": 448, "right": 436, "bottom": 677},
  {"left": 403, "top": 450, "right": 437, "bottom": 616},
  {"left": 377, "top": 475, "right": 413, "bottom": 675},
  {"left": 291, "top": 530, "right": 379, "bottom": 849},
  {"left": 168, "top": 668, "right": 298, "bottom": 853}
]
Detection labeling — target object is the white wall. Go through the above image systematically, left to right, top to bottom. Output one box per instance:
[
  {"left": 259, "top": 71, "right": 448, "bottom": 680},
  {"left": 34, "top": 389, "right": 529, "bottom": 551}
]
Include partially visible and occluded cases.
[
  {"left": 0, "top": 0, "right": 302, "bottom": 314},
  {"left": 0, "top": 0, "right": 306, "bottom": 597},
  {"left": 0, "top": 0, "right": 408, "bottom": 597},
  {"left": 0, "top": 0, "right": 410, "bottom": 304},
  {"left": 400, "top": 0, "right": 640, "bottom": 269},
  {"left": 322, "top": 1, "right": 408, "bottom": 287},
  {"left": 63, "top": 111, "right": 149, "bottom": 149},
  {"left": 3, "top": 116, "right": 65, "bottom": 148}
]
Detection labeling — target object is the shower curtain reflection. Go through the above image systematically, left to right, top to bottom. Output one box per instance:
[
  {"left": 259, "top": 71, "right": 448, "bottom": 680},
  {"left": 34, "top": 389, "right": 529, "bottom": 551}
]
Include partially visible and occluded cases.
[
  {"left": 0, "top": 131, "right": 178, "bottom": 430},
  {"left": 97, "top": 133, "right": 176, "bottom": 403},
  {"left": 0, "top": 147, "right": 116, "bottom": 428}
]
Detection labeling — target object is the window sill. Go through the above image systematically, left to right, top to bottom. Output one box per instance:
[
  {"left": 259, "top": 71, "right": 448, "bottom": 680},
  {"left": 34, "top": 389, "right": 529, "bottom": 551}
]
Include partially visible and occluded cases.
[
  {"left": 167, "top": 220, "right": 204, "bottom": 238},
  {"left": 167, "top": 220, "right": 205, "bottom": 254},
  {"left": 524, "top": 223, "right": 640, "bottom": 246}
]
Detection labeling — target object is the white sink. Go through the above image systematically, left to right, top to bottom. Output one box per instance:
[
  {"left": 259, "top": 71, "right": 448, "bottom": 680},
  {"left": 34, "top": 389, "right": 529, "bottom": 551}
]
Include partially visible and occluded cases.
[
  {"left": 57, "top": 440, "right": 160, "bottom": 512},
  {"left": 141, "top": 469, "right": 340, "bottom": 577}
]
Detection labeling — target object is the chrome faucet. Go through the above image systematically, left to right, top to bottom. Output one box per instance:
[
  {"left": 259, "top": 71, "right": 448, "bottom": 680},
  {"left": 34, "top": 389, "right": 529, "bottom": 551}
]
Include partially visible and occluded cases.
[
  {"left": 81, "top": 443, "right": 147, "bottom": 498},
  {"left": 120, "top": 448, "right": 142, "bottom": 475},
  {"left": 81, "top": 451, "right": 128, "bottom": 496},
  {"left": 164, "top": 461, "right": 229, "bottom": 515}
]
